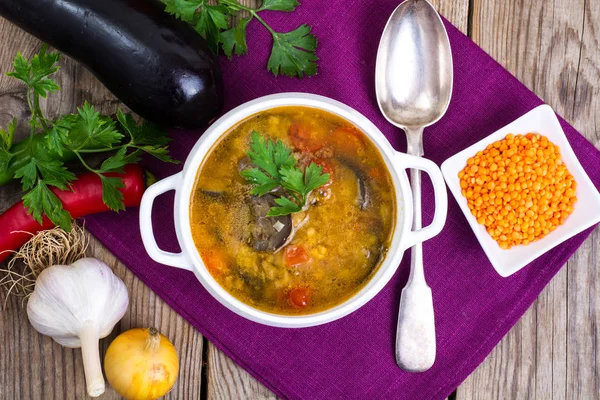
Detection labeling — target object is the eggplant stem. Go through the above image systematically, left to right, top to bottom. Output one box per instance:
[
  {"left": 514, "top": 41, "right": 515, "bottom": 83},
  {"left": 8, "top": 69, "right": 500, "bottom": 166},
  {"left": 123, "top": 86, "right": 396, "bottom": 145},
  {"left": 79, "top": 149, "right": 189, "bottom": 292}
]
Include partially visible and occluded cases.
[{"left": 80, "top": 320, "right": 105, "bottom": 397}]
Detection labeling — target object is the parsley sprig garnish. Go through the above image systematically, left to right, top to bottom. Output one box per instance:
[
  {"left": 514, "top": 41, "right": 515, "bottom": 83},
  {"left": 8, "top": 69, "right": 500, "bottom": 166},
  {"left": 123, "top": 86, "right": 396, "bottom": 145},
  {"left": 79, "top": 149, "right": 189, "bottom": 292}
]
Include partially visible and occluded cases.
[
  {"left": 162, "top": 0, "right": 318, "bottom": 78},
  {"left": 0, "top": 45, "right": 178, "bottom": 230},
  {"left": 240, "top": 132, "right": 330, "bottom": 216}
]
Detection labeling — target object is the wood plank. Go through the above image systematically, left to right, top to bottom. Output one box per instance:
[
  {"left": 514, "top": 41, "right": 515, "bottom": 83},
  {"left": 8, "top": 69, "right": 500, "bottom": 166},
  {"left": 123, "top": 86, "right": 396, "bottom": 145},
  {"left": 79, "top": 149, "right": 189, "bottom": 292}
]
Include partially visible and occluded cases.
[
  {"left": 429, "top": 0, "right": 470, "bottom": 34},
  {"left": 457, "top": 0, "right": 597, "bottom": 399},
  {"left": 566, "top": 0, "right": 600, "bottom": 398},
  {"left": 0, "top": 18, "right": 204, "bottom": 399},
  {"left": 206, "top": 347, "right": 278, "bottom": 400}
]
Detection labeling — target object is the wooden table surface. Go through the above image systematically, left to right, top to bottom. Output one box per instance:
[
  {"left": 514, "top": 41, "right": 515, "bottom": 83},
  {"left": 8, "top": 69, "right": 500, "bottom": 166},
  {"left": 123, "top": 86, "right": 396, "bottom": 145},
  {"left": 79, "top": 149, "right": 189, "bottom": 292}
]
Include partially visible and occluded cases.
[{"left": 0, "top": 0, "right": 598, "bottom": 399}]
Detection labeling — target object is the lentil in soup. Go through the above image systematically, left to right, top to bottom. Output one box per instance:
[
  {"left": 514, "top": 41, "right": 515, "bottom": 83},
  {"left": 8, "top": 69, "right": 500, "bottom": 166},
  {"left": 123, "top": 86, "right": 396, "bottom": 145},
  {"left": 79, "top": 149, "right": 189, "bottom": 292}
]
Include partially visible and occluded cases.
[{"left": 190, "top": 106, "right": 396, "bottom": 315}]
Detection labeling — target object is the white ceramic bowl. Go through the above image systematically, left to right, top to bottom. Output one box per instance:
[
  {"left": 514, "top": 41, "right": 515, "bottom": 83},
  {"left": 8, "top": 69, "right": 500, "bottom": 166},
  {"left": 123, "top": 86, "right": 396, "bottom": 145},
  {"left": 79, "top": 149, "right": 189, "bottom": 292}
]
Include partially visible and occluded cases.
[
  {"left": 139, "top": 93, "right": 448, "bottom": 327},
  {"left": 441, "top": 104, "right": 600, "bottom": 277}
]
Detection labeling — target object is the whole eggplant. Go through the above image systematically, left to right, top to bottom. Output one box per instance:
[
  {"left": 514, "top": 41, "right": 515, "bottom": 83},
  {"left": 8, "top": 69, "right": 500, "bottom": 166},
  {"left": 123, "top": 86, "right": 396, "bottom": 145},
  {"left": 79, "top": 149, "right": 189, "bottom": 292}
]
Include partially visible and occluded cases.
[{"left": 0, "top": 0, "right": 223, "bottom": 129}]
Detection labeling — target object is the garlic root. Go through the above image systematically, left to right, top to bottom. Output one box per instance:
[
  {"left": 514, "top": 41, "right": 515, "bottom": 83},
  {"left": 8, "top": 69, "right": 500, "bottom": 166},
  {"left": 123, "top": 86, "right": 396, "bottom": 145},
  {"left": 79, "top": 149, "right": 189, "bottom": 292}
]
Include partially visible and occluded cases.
[
  {"left": 0, "top": 225, "right": 88, "bottom": 306},
  {"left": 80, "top": 321, "right": 105, "bottom": 397}
]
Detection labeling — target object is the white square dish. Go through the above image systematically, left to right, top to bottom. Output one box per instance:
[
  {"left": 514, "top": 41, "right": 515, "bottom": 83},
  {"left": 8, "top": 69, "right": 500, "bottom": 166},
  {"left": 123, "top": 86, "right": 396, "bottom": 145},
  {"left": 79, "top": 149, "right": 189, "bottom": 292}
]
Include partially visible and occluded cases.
[{"left": 441, "top": 104, "right": 600, "bottom": 277}]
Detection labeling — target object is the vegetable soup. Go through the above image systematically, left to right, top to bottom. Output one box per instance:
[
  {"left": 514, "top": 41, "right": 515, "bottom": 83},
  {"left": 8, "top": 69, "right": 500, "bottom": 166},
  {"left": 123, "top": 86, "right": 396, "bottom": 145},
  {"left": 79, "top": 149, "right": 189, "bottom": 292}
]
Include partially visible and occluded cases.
[{"left": 190, "top": 107, "right": 396, "bottom": 315}]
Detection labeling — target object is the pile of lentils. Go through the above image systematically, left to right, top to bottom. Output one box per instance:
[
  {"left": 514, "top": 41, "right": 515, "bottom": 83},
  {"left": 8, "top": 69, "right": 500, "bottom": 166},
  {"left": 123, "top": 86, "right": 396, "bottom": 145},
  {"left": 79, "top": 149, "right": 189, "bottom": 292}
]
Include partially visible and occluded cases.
[{"left": 459, "top": 133, "right": 577, "bottom": 249}]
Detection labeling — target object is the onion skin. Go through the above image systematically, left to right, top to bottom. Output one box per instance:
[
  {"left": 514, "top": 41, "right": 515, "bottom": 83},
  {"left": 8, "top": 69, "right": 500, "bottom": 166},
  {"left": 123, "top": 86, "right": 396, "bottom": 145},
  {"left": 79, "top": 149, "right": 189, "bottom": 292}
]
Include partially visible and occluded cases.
[{"left": 104, "top": 328, "right": 179, "bottom": 400}]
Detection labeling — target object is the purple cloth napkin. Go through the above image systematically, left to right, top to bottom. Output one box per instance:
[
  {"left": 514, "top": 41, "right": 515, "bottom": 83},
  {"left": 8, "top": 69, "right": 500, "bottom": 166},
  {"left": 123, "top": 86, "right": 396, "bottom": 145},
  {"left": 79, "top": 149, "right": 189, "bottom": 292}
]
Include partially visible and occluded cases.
[{"left": 85, "top": 1, "right": 600, "bottom": 399}]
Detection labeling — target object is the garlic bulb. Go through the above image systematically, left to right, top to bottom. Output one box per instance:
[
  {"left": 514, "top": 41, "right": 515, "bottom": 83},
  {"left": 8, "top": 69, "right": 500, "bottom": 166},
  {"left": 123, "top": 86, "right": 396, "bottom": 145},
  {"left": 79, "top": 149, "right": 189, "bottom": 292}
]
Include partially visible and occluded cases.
[{"left": 27, "top": 257, "right": 129, "bottom": 397}]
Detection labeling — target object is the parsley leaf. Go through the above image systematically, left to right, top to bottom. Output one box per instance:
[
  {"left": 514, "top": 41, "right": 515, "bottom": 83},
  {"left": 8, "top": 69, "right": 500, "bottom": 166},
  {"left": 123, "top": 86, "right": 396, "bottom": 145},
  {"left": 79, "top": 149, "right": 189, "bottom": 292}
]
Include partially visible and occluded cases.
[
  {"left": 161, "top": 0, "right": 318, "bottom": 78},
  {"left": 163, "top": 0, "right": 202, "bottom": 22},
  {"left": 259, "top": 0, "right": 299, "bottom": 12},
  {"left": 195, "top": 3, "right": 230, "bottom": 54},
  {"left": 220, "top": 17, "right": 250, "bottom": 58},
  {"left": 268, "top": 24, "right": 317, "bottom": 77},
  {"left": 6, "top": 44, "right": 61, "bottom": 91},
  {"left": 7, "top": 44, "right": 61, "bottom": 131},
  {"left": 30, "top": 44, "right": 61, "bottom": 85},
  {"left": 5, "top": 45, "right": 60, "bottom": 89},
  {"left": 6, "top": 52, "right": 31, "bottom": 85},
  {"left": 32, "top": 78, "right": 60, "bottom": 99},
  {"left": 68, "top": 102, "right": 123, "bottom": 148},
  {"left": 116, "top": 108, "right": 135, "bottom": 136},
  {"left": 0, "top": 117, "right": 17, "bottom": 151},
  {"left": 46, "top": 117, "right": 71, "bottom": 156},
  {"left": 0, "top": 118, "right": 17, "bottom": 171},
  {"left": 246, "top": 131, "right": 282, "bottom": 179},
  {"left": 240, "top": 132, "right": 329, "bottom": 216},
  {"left": 272, "top": 138, "right": 296, "bottom": 170},
  {"left": 138, "top": 145, "right": 178, "bottom": 163},
  {"left": 100, "top": 147, "right": 141, "bottom": 173},
  {"left": 15, "top": 150, "right": 76, "bottom": 230},
  {"left": 14, "top": 153, "right": 75, "bottom": 192},
  {"left": 14, "top": 158, "right": 38, "bottom": 191},
  {"left": 36, "top": 159, "right": 76, "bottom": 190},
  {"left": 279, "top": 162, "right": 328, "bottom": 200},
  {"left": 304, "top": 162, "right": 330, "bottom": 193},
  {"left": 279, "top": 165, "right": 305, "bottom": 194},
  {"left": 240, "top": 167, "right": 279, "bottom": 196},
  {"left": 99, "top": 175, "right": 126, "bottom": 212},
  {"left": 22, "top": 181, "right": 72, "bottom": 230},
  {"left": 268, "top": 196, "right": 303, "bottom": 216}
]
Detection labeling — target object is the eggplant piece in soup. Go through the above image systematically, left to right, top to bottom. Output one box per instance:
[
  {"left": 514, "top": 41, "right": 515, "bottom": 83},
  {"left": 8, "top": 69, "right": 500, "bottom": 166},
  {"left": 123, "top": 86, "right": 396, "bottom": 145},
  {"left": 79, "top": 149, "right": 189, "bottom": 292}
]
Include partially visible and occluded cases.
[
  {"left": 190, "top": 106, "right": 396, "bottom": 315},
  {"left": 246, "top": 194, "right": 292, "bottom": 252}
]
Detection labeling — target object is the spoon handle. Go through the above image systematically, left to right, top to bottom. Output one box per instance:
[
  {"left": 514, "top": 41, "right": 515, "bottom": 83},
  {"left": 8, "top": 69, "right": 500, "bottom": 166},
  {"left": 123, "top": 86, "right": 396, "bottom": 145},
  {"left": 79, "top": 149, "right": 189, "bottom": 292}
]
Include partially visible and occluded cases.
[
  {"left": 396, "top": 127, "right": 436, "bottom": 371},
  {"left": 395, "top": 276, "right": 436, "bottom": 371}
]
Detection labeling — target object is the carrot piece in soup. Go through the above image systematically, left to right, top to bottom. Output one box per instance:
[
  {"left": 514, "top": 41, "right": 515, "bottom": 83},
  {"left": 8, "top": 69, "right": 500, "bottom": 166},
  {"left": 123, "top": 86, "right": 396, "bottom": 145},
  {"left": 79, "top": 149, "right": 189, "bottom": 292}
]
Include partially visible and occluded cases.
[
  {"left": 289, "top": 122, "right": 324, "bottom": 152},
  {"left": 330, "top": 126, "right": 365, "bottom": 156},
  {"left": 368, "top": 167, "right": 384, "bottom": 180},
  {"left": 284, "top": 244, "right": 311, "bottom": 266},
  {"left": 204, "top": 248, "right": 229, "bottom": 276},
  {"left": 289, "top": 287, "right": 312, "bottom": 308}
]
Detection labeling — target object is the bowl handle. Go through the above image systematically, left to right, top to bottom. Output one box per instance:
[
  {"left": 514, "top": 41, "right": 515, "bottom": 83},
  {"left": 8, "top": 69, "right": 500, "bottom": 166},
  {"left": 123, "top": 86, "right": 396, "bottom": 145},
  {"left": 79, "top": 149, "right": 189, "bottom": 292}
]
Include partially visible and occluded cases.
[
  {"left": 393, "top": 152, "right": 448, "bottom": 249},
  {"left": 139, "top": 172, "right": 192, "bottom": 271}
]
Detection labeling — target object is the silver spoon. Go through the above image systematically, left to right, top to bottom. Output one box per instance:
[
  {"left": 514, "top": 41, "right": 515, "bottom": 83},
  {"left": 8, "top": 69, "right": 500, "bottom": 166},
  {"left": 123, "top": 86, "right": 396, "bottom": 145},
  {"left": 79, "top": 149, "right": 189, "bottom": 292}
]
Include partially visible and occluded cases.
[{"left": 375, "top": 0, "right": 453, "bottom": 372}]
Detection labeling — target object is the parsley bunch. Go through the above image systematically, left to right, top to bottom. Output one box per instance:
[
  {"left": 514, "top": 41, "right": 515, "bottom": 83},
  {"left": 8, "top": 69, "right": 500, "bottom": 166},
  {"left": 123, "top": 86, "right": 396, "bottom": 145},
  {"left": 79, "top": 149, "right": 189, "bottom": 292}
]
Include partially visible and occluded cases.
[
  {"left": 162, "top": 0, "right": 318, "bottom": 78},
  {"left": 0, "top": 45, "right": 177, "bottom": 230},
  {"left": 240, "top": 132, "right": 330, "bottom": 216}
]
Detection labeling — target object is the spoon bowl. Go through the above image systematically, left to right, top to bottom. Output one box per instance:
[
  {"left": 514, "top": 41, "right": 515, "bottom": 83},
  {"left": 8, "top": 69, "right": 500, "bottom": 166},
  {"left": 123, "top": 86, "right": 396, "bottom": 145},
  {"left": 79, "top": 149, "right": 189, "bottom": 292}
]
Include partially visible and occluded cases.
[{"left": 376, "top": 0, "right": 453, "bottom": 130}]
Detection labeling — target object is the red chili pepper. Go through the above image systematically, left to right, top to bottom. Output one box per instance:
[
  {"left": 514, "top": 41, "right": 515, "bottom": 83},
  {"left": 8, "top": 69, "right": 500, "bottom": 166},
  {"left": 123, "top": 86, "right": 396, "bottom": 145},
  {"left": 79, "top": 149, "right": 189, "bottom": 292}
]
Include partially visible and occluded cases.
[{"left": 0, "top": 164, "right": 147, "bottom": 263}]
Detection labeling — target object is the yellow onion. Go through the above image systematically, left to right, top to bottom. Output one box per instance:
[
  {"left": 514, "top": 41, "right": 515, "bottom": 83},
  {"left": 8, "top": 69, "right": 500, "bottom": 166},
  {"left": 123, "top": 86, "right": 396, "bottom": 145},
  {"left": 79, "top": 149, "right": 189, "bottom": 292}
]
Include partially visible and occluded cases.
[{"left": 104, "top": 328, "right": 179, "bottom": 400}]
